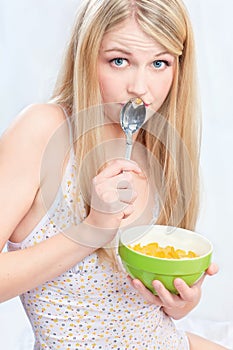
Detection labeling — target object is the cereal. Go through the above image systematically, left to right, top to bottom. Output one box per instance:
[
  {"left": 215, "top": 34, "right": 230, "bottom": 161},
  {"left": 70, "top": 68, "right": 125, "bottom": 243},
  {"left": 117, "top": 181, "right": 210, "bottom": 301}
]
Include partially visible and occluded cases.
[
  {"left": 135, "top": 97, "right": 142, "bottom": 104},
  {"left": 130, "top": 242, "right": 198, "bottom": 259}
]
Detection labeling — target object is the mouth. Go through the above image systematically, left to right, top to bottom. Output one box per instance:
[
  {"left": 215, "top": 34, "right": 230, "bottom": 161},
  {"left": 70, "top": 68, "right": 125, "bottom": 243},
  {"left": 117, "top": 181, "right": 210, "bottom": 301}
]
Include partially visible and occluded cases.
[{"left": 120, "top": 101, "right": 150, "bottom": 108}]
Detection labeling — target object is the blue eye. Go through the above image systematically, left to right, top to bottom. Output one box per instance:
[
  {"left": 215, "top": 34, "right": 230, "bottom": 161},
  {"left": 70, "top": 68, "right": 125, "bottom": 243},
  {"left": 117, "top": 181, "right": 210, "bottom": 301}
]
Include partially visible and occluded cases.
[
  {"left": 111, "top": 58, "right": 127, "bottom": 67},
  {"left": 115, "top": 58, "right": 124, "bottom": 66},
  {"left": 153, "top": 60, "right": 169, "bottom": 69}
]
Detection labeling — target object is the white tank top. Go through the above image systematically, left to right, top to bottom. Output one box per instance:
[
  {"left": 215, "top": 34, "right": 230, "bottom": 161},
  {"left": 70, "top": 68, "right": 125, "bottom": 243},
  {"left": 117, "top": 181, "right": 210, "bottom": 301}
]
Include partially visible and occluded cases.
[{"left": 7, "top": 107, "right": 189, "bottom": 349}]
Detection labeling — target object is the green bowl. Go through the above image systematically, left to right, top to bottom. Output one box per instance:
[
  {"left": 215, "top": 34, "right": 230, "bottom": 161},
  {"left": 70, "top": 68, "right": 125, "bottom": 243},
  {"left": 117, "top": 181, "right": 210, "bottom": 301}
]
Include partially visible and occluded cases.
[{"left": 118, "top": 225, "right": 213, "bottom": 294}]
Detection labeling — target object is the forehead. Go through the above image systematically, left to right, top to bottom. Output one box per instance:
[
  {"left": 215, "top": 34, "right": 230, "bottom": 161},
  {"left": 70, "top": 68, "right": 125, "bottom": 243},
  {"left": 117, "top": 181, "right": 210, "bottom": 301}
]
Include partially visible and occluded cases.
[{"left": 101, "top": 18, "right": 165, "bottom": 52}]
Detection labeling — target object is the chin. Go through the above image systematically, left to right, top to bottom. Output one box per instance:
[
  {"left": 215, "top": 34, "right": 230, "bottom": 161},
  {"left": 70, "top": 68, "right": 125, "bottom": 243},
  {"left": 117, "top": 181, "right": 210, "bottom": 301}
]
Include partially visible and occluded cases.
[{"left": 103, "top": 102, "right": 122, "bottom": 124}]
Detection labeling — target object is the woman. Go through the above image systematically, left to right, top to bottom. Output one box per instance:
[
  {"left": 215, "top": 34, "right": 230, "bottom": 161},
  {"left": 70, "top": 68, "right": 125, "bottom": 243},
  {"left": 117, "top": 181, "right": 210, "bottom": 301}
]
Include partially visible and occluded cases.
[{"left": 0, "top": 0, "right": 226, "bottom": 349}]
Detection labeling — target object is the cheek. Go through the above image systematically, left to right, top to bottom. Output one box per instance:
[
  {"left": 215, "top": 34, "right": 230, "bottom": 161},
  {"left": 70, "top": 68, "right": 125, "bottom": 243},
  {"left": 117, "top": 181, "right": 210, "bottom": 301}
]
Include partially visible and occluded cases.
[
  {"left": 98, "top": 71, "right": 116, "bottom": 101},
  {"left": 98, "top": 71, "right": 107, "bottom": 91},
  {"left": 162, "top": 71, "right": 174, "bottom": 92},
  {"left": 99, "top": 73, "right": 126, "bottom": 104},
  {"left": 154, "top": 74, "right": 173, "bottom": 101},
  {"left": 150, "top": 75, "right": 174, "bottom": 112},
  {"left": 162, "top": 78, "right": 173, "bottom": 98}
]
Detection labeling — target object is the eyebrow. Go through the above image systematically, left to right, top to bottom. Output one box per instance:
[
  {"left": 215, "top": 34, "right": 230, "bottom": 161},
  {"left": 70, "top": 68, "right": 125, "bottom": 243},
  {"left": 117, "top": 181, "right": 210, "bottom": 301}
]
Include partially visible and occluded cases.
[
  {"left": 103, "top": 47, "right": 172, "bottom": 58},
  {"left": 104, "top": 48, "right": 132, "bottom": 55}
]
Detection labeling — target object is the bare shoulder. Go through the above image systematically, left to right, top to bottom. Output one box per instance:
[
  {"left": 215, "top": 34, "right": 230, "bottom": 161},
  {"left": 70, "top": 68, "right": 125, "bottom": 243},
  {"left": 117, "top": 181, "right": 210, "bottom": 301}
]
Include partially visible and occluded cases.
[
  {"left": 0, "top": 103, "right": 68, "bottom": 248},
  {"left": 0, "top": 103, "right": 70, "bottom": 167},
  {"left": 1, "top": 103, "right": 67, "bottom": 146}
]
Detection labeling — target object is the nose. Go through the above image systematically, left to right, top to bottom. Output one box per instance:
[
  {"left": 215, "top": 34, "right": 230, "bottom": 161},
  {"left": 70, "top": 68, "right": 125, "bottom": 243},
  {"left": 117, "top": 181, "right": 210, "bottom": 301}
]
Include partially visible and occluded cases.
[{"left": 127, "top": 68, "right": 148, "bottom": 99}]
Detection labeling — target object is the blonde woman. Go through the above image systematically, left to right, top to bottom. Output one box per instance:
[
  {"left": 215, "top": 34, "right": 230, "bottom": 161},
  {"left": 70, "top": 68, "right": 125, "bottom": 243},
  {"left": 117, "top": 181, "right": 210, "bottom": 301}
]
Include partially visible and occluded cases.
[{"left": 0, "top": 0, "right": 227, "bottom": 349}]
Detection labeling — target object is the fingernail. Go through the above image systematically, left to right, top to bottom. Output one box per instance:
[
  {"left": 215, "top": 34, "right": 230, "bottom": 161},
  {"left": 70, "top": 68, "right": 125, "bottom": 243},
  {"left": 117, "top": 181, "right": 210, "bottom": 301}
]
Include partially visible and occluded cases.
[
  {"left": 175, "top": 278, "right": 183, "bottom": 286},
  {"left": 134, "top": 281, "right": 142, "bottom": 289},
  {"left": 153, "top": 281, "right": 160, "bottom": 290}
]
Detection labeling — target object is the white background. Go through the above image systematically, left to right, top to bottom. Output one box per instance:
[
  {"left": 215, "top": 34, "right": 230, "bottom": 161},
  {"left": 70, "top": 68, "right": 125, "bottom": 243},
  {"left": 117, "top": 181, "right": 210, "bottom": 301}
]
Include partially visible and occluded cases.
[{"left": 0, "top": 0, "right": 233, "bottom": 349}]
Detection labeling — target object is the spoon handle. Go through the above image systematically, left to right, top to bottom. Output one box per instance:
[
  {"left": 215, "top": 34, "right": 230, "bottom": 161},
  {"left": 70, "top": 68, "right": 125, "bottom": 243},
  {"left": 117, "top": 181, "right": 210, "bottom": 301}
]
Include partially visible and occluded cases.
[
  {"left": 125, "top": 132, "right": 133, "bottom": 160},
  {"left": 125, "top": 143, "right": 133, "bottom": 160}
]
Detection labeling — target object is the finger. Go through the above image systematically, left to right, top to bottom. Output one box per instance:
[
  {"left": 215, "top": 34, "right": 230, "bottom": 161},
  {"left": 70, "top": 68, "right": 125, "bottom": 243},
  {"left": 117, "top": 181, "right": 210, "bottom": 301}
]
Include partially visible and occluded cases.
[
  {"left": 97, "top": 159, "right": 142, "bottom": 178},
  {"left": 95, "top": 169, "right": 133, "bottom": 187},
  {"left": 103, "top": 172, "right": 133, "bottom": 190},
  {"left": 114, "top": 172, "right": 133, "bottom": 188},
  {"left": 116, "top": 178, "right": 132, "bottom": 189},
  {"left": 118, "top": 189, "right": 137, "bottom": 204},
  {"left": 122, "top": 204, "right": 135, "bottom": 218},
  {"left": 193, "top": 262, "right": 219, "bottom": 288},
  {"left": 205, "top": 262, "right": 219, "bottom": 276},
  {"left": 193, "top": 263, "right": 219, "bottom": 290},
  {"left": 192, "top": 273, "right": 206, "bottom": 291},
  {"left": 130, "top": 278, "right": 163, "bottom": 306},
  {"left": 173, "top": 278, "right": 195, "bottom": 302},
  {"left": 152, "top": 280, "right": 180, "bottom": 307}
]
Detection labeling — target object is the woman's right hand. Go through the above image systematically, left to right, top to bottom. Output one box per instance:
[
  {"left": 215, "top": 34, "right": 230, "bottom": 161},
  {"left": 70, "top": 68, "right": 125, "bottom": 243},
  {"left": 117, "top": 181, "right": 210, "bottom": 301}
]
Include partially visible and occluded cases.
[{"left": 84, "top": 159, "right": 142, "bottom": 241}]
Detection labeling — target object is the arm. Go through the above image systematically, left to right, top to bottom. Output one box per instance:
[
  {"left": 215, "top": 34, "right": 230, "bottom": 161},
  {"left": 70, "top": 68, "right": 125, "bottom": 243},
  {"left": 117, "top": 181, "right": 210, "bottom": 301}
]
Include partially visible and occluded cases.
[
  {"left": 0, "top": 104, "right": 141, "bottom": 302},
  {"left": 0, "top": 104, "right": 94, "bottom": 302},
  {"left": 0, "top": 229, "right": 97, "bottom": 302}
]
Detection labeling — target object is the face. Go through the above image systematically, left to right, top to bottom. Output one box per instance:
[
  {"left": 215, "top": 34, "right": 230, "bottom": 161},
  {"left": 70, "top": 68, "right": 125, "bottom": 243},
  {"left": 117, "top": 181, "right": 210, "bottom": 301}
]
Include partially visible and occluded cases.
[{"left": 98, "top": 18, "right": 176, "bottom": 124}]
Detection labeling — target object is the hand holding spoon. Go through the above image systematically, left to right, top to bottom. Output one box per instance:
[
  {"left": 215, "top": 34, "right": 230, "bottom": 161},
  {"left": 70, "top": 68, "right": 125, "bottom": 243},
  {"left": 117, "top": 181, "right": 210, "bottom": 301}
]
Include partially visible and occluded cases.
[{"left": 120, "top": 98, "right": 146, "bottom": 159}]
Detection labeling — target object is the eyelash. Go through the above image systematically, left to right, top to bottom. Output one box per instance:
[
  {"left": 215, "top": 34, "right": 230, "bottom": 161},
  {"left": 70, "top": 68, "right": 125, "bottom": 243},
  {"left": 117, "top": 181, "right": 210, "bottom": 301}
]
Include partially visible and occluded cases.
[
  {"left": 109, "top": 58, "right": 170, "bottom": 69},
  {"left": 110, "top": 58, "right": 128, "bottom": 67},
  {"left": 153, "top": 60, "right": 170, "bottom": 69}
]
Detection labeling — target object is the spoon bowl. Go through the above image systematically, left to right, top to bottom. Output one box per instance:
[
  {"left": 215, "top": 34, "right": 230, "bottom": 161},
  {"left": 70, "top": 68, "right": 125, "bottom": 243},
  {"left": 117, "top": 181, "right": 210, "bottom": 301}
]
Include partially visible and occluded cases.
[{"left": 120, "top": 98, "right": 146, "bottom": 159}]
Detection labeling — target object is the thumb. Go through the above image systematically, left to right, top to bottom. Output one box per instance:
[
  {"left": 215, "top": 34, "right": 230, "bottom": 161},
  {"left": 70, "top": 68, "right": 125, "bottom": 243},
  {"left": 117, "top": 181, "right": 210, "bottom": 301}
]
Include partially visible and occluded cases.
[{"left": 206, "top": 262, "right": 219, "bottom": 276}]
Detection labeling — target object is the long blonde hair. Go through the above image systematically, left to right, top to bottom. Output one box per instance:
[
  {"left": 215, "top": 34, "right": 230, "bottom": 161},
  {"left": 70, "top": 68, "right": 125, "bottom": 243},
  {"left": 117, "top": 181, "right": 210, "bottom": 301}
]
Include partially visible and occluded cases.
[{"left": 51, "top": 0, "right": 201, "bottom": 266}]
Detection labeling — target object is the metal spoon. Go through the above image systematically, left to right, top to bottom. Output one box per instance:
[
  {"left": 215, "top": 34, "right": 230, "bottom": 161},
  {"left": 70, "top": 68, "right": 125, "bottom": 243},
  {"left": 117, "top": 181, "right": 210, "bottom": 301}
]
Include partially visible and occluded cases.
[{"left": 120, "top": 97, "right": 146, "bottom": 159}]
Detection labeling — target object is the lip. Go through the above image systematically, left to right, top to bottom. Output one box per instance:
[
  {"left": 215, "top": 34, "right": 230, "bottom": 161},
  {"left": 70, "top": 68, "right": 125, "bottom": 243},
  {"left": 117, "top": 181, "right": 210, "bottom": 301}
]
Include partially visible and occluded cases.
[{"left": 120, "top": 101, "right": 150, "bottom": 108}]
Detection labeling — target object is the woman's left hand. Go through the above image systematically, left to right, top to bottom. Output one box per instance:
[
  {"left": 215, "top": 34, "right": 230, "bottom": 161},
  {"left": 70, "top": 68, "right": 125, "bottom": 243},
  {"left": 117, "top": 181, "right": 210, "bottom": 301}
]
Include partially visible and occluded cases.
[{"left": 128, "top": 262, "right": 218, "bottom": 320}]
